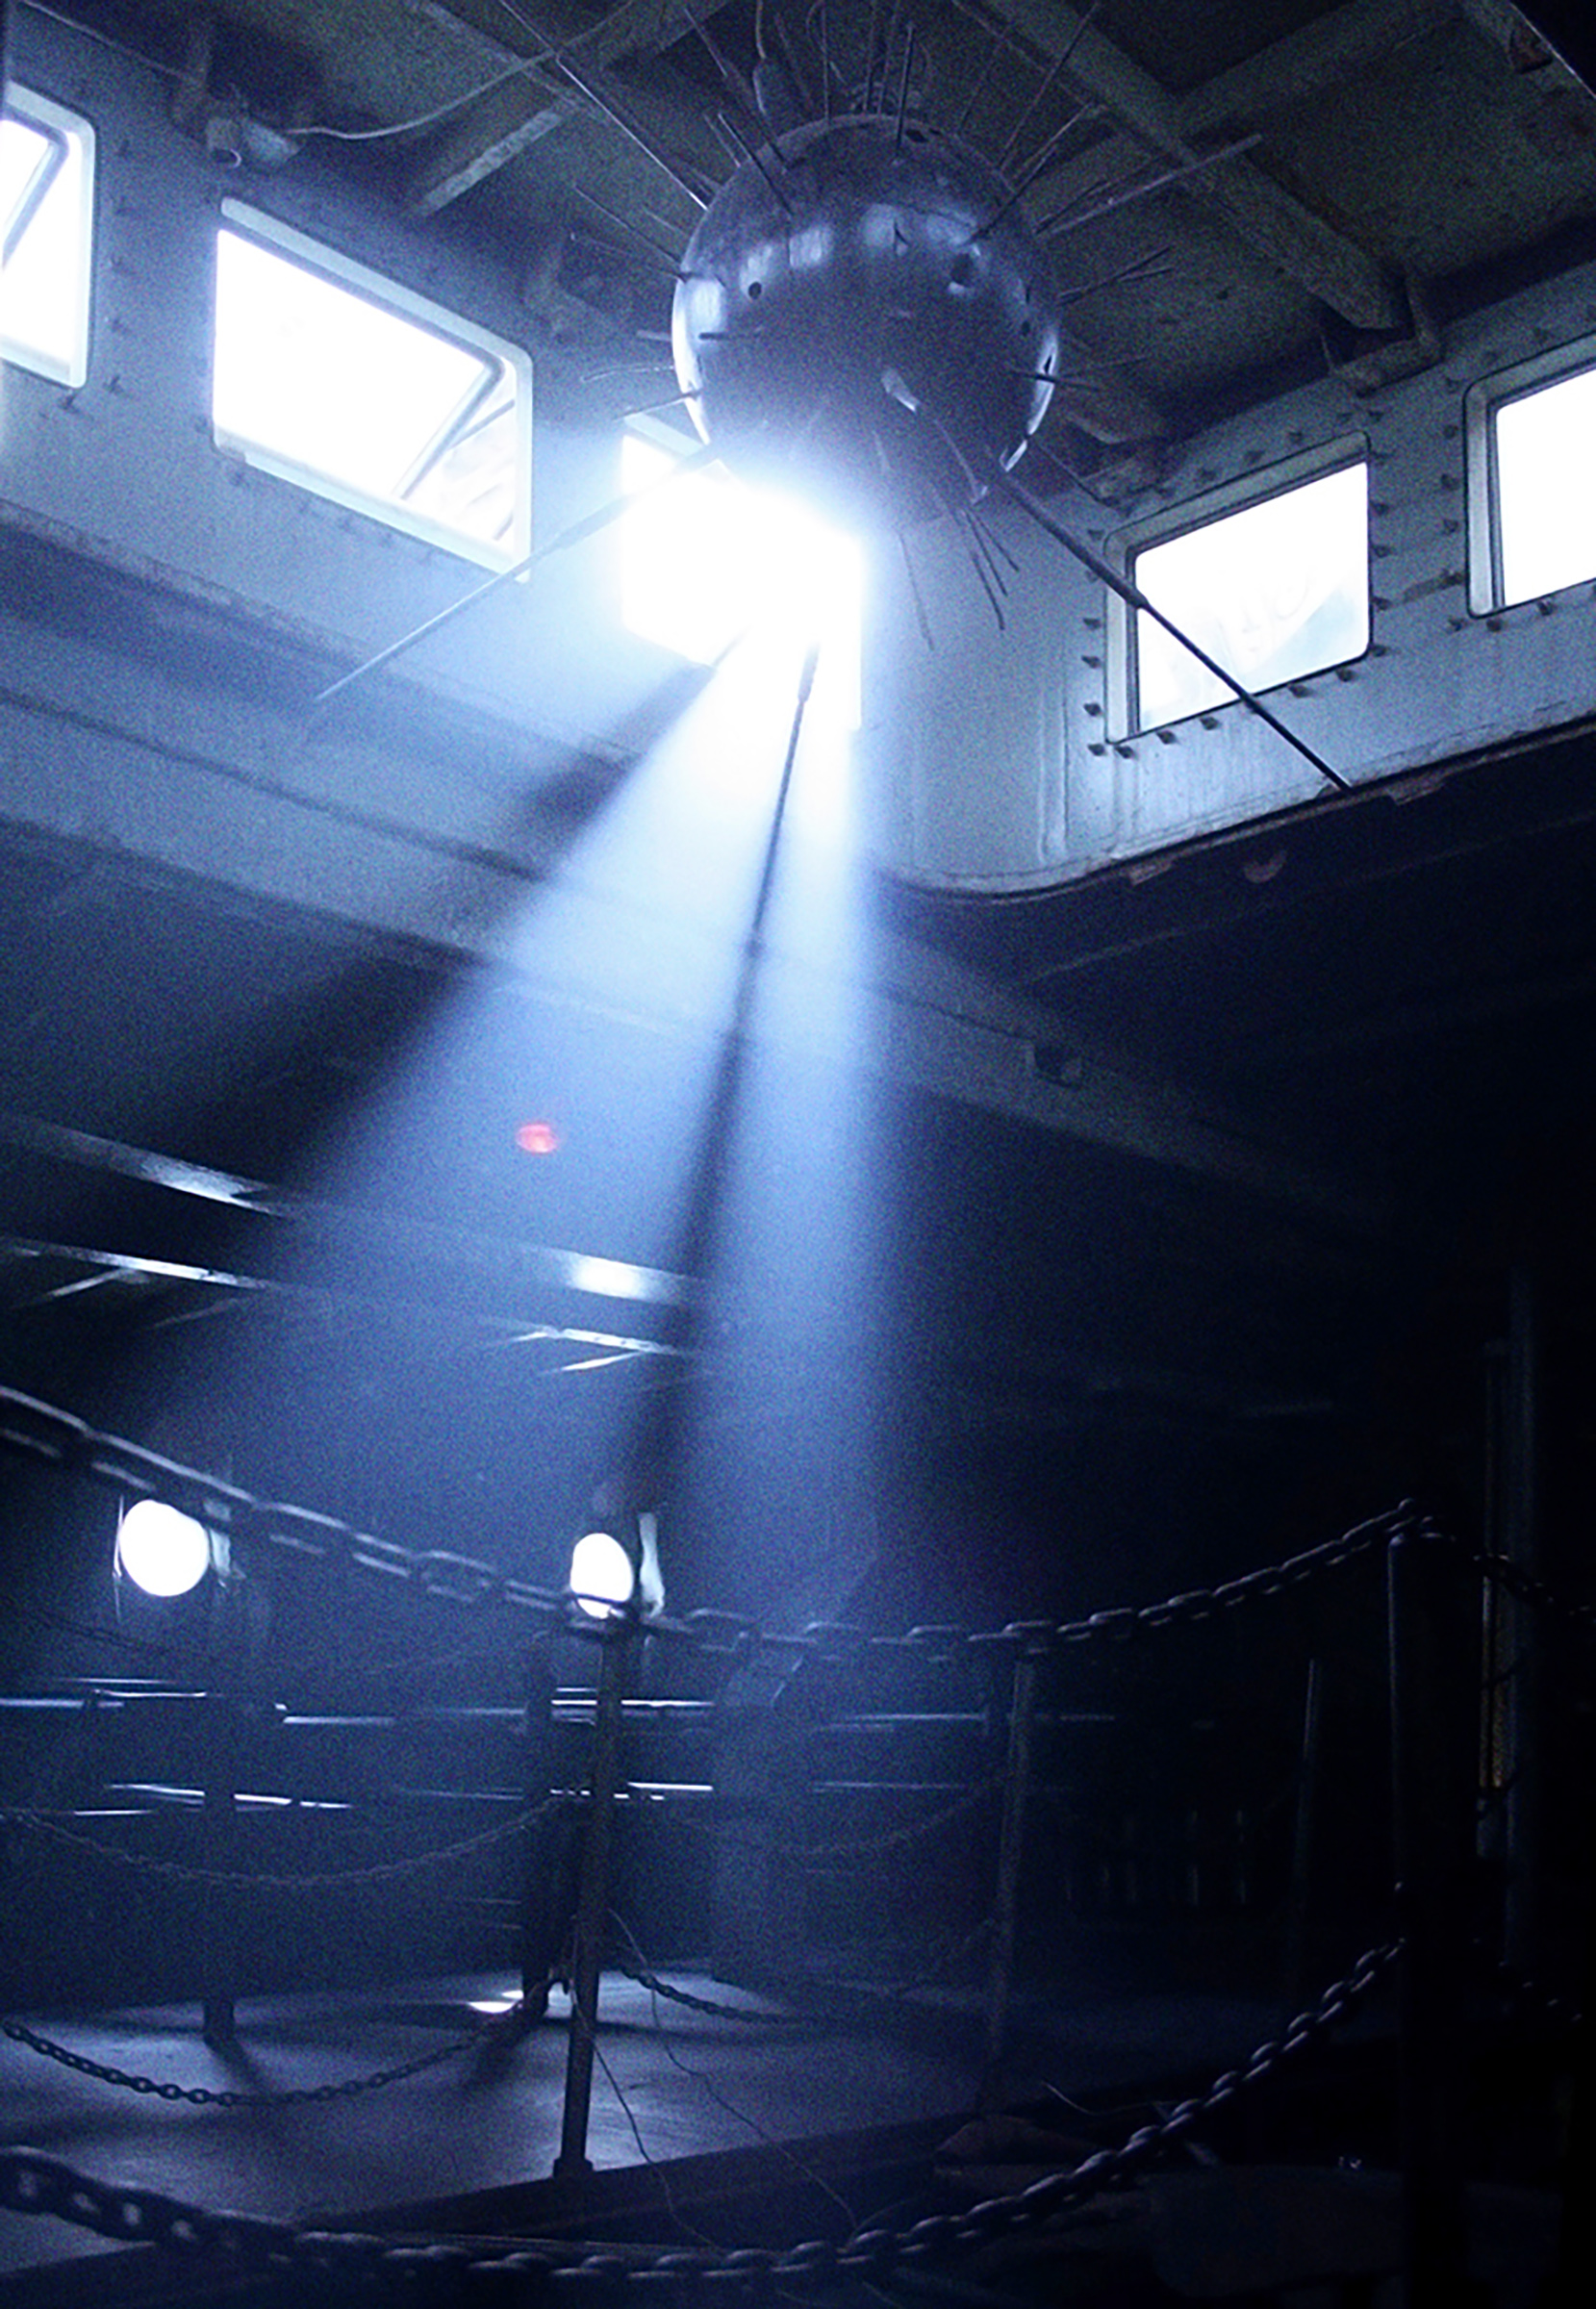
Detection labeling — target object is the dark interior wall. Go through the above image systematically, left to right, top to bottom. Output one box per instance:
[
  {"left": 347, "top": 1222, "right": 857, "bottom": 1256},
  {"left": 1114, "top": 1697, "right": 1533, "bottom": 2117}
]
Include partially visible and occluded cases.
[{"left": 6, "top": 5, "right": 1596, "bottom": 2032}]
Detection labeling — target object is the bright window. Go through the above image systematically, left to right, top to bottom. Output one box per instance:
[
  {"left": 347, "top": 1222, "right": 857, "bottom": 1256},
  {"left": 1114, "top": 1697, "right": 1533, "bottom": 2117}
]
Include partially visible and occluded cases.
[
  {"left": 1, "top": 89, "right": 94, "bottom": 388},
  {"left": 213, "top": 202, "right": 530, "bottom": 564},
  {"left": 1470, "top": 352, "right": 1596, "bottom": 611},
  {"left": 620, "top": 426, "right": 863, "bottom": 726},
  {"left": 1122, "top": 452, "right": 1369, "bottom": 732}
]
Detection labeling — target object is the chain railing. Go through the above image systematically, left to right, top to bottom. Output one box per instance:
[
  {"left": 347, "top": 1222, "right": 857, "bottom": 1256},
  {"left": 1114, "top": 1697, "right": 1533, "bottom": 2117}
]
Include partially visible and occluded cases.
[
  {"left": 10, "top": 1383, "right": 1596, "bottom": 2286},
  {"left": 0, "top": 1388, "right": 1420, "bottom": 1672},
  {"left": 7, "top": 1390, "right": 1593, "bottom": 1682},
  {"left": 1, "top": 1791, "right": 562, "bottom": 1892},
  {"left": 0, "top": 1937, "right": 1401, "bottom": 2288},
  {"left": 1, "top": 1999, "right": 536, "bottom": 2109}
]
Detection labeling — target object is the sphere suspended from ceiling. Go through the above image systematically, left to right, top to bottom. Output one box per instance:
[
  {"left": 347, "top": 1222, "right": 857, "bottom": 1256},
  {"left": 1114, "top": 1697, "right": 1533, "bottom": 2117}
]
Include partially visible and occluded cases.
[{"left": 671, "top": 115, "right": 1062, "bottom": 531}]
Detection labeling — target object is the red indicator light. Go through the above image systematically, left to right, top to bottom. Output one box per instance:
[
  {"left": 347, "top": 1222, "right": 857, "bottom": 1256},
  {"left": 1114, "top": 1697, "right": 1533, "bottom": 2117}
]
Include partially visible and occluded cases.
[{"left": 516, "top": 1120, "right": 561, "bottom": 1156}]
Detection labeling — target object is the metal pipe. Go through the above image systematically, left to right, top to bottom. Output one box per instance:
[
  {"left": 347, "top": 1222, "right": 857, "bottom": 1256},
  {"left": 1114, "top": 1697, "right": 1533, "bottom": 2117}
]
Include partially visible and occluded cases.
[
  {"left": 984, "top": 462, "right": 1351, "bottom": 793},
  {"left": 553, "top": 1619, "right": 635, "bottom": 2188}
]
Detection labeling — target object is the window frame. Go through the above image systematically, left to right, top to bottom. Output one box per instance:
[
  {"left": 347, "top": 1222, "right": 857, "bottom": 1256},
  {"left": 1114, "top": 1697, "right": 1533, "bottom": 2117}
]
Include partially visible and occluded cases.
[
  {"left": 1, "top": 84, "right": 95, "bottom": 390},
  {"left": 213, "top": 198, "right": 533, "bottom": 568},
  {"left": 1465, "top": 334, "right": 1596, "bottom": 617},
  {"left": 1106, "top": 435, "right": 1370, "bottom": 741}
]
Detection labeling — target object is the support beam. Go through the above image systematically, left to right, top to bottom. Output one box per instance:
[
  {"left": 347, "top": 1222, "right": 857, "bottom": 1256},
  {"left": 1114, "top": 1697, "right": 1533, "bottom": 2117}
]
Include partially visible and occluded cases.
[
  {"left": 407, "top": 0, "right": 718, "bottom": 215},
  {"left": 994, "top": 0, "right": 1405, "bottom": 331},
  {"left": 1178, "top": 0, "right": 1456, "bottom": 143},
  {"left": 409, "top": 87, "right": 576, "bottom": 215},
  {"left": 0, "top": 588, "right": 1380, "bottom": 1231}
]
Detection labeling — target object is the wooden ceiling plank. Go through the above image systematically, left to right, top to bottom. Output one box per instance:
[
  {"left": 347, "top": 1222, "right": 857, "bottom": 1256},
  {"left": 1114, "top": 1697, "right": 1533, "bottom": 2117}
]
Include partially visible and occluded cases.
[
  {"left": 405, "top": 0, "right": 714, "bottom": 214},
  {"left": 990, "top": 0, "right": 1405, "bottom": 330},
  {"left": 1178, "top": 0, "right": 1457, "bottom": 142}
]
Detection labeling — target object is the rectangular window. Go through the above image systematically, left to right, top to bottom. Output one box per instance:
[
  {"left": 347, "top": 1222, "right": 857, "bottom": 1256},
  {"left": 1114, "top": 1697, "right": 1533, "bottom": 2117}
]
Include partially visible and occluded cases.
[
  {"left": 1, "top": 88, "right": 94, "bottom": 388},
  {"left": 213, "top": 202, "right": 531, "bottom": 565},
  {"left": 1467, "top": 341, "right": 1596, "bottom": 612},
  {"left": 620, "top": 423, "right": 863, "bottom": 727},
  {"left": 1111, "top": 444, "right": 1369, "bottom": 736}
]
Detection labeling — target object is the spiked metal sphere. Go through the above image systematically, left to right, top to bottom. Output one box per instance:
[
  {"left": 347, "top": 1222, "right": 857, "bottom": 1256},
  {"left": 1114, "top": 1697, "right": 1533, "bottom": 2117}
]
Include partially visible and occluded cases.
[{"left": 671, "top": 116, "right": 1061, "bottom": 530}]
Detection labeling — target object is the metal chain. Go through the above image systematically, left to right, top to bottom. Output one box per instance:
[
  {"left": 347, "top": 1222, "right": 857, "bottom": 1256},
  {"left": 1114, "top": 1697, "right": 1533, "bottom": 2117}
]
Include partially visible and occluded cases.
[
  {"left": 0, "top": 1385, "right": 573, "bottom": 1628},
  {"left": 0, "top": 1386, "right": 1409, "bottom": 1667},
  {"left": 12, "top": 1386, "right": 1591, "bottom": 1660},
  {"left": 1028, "top": 1508, "right": 1405, "bottom": 1650},
  {"left": 1457, "top": 1539, "right": 1596, "bottom": 1633},
  {"left": 777, "top": 1778, "right": 1002, "bottom": 1869},
  {"left": 683, "top": 1780, "right": 1001, "bottom": 1875},
  {"left": 2, "top": 1791, "right": 563, "bottom": 1891},
  {"left": 0, "top": 1939, "right": 1400, "bottom": 2285},
  {"left": 612, "top": 1964, "right": 819, "bottom": 2027},
  {"left": 1, "top": 1996, "right": 537, "bottom": 2110}
]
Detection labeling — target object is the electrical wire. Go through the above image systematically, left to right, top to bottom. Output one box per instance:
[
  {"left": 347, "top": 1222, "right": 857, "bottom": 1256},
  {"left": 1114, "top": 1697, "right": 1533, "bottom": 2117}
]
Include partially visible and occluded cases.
[
  {"left": 295, "top": 0, "right": 645, "bottom": 145},
  {"left": 16, "top": 1, "right": 182, "bottom": 81},
  {"left": 611, "top": 1913, "right": 860, "bottom": 2235},
  {"left": 586, "top": 2027, "right": 722, "bottom": 2249}
]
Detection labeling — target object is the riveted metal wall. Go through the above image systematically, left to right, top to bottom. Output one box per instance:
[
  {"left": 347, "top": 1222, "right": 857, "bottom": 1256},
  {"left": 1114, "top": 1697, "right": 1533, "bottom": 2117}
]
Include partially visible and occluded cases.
[
  {"left": 1, "top": 10, "right": 681, "bottom": 756},
  {"left": 865, "top": 260, "right": 1596, "bottom": 893}
]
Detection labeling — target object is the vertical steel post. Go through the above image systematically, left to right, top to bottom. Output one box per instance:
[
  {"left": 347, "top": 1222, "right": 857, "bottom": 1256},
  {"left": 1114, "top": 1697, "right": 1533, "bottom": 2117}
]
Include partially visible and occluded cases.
[
  {"left": 1503, "top": 1260, "right": 1541, "bottom": 1971},
  {"left": 1387, "top": 1520, "right": 1482, "bottom": 2308},
  {"left": 553, "top": 1618, "right": 633, "bottom": 2187},
  {"left": 984, "top": 1641, "right": 1042, "bottom": 2080},
  {"left": 520, "top": 1644, "right": 557, "bottom": 2017},
  {"left": 1281, "top": 1657, "right": 1324, "bottom": 2005},
  {"left": 200, "top": 1692, "right": 237, "bottom": 2046},
  {"left": 1549, "top": 1707, "right": 1596, "bottom": 2303}
]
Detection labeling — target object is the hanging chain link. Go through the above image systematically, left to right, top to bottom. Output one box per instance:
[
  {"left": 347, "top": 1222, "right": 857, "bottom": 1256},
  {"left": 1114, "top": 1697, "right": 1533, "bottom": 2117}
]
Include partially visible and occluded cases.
[
  {"left": 0, "top": 1388, "right": 1423, "bottom": 1670},
  {"left": 1459, "top": 1541, "right": 1596, "bottom": 1633},
  {"left": 758, "top": 1778, "right": 1002, "bottom": 1870},
  {"left": 3, "top": 1791, "right": 562, "bottom": 1892},
  {"left": 0, "top": 1938, "right": 1400, "bottom": 2284},
  {"left": 611, "top": 1964, "right": 819, "bottom": 2028},
  {"left": 2, "top": 1996, "right": 538, "bottom": 2110}
]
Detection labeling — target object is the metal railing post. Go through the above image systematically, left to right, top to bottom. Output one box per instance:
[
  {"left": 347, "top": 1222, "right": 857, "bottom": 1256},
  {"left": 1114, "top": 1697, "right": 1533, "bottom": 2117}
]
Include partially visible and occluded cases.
[
  {"left": 1386, "top": 1518, "right": 1483, "bottom": 2308},
  {"left": 553, "top": 1617, "right": 634, "bottom": 2188},
  {"left": 984, "top": 1641, "right": 1042, "bottom": 2081},
  {"left": 199, "top": 1692, "right": 238, "bottom": 2047}
]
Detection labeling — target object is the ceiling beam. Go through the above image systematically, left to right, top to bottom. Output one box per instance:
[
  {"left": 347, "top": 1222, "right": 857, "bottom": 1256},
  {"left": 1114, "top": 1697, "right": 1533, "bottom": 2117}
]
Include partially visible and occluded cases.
[
  {"left": 405, "top": 0, "right": 716, "bottom": 216},
  {"left": 994, "top": 0, "right": 1406, "bottom": 332},
  {"left": 1178, "top": 0, "right": 1457, "bottom": 142},
  {"left": 409, "top": 85, "right": 578, "bottom": 215},
  {"left": 0, "top": 593, "right": 1379, "bottom": 1236},
  {"left": 0, "top": 1113, "right": 698, "bottom": 1318},
  {"left": 0, "top": 1225, "right": 683, "bottom": 1357}
]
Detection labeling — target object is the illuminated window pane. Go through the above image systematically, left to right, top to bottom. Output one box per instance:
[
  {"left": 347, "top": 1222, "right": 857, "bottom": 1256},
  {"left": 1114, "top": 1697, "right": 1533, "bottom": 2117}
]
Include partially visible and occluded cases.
[
  {"left": 2, "top": 91, "right": 94, "bottom": 388},
  {"left": 213, "top": 210, "right": 529, "bottom": 563},
  {"left": 1494, "top": 367, "right": 1596, "bottom": 606},
  {"left": 620, "top": 429, "right": 863, "bottom": 726},
  {"left": 1132, "top": 461, "right": 1369, "bottom": 730}
]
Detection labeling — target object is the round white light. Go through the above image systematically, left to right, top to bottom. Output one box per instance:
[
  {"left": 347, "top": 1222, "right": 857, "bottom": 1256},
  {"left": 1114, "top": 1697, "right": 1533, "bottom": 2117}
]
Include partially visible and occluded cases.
[
  {"left": 114, "top": 1499, "right": 213, "bottom": 1599},
  {"left": 569, "top": 1529, "right": 636, "bottom": 1621}
]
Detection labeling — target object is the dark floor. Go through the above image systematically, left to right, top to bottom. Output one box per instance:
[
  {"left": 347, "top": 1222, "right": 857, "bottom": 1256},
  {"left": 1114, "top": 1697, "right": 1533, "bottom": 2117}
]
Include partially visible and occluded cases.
[{"left": 0, "top": 1958, "right": 1291, "bottom": 2286}]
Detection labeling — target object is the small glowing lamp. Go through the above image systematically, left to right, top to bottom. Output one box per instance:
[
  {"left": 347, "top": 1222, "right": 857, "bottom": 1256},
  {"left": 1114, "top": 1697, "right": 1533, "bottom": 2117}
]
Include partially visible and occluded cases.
[
  {"left": 114, "top": 1498, "right": 214, "bottom": 1599},
  {"left": 569, "top": 1529, "right": 636, "bottom": 1620}
]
